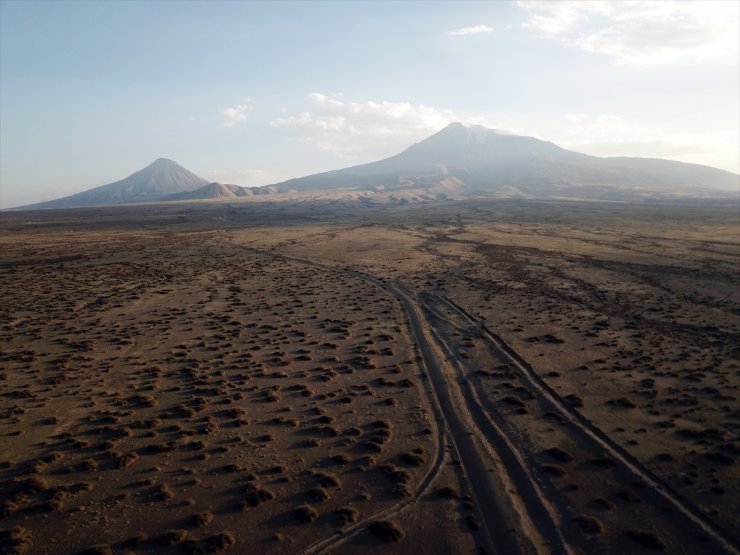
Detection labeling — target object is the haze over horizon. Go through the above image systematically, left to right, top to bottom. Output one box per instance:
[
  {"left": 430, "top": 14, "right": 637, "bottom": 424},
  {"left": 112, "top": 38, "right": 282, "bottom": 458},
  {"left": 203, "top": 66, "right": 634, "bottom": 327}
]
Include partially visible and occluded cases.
[{"left": 1, "top": 0, "right": 738, "bottom": 209}]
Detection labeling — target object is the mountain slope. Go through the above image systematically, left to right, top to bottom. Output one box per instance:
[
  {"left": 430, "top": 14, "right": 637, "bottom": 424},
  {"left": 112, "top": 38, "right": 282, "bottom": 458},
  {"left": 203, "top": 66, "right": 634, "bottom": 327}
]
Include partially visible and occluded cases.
[
  {"left": 271, "top": 123, "right": 738, "bottom": 199},
  {"left": 24, "top": 158, "right": 208, "bottom": 209},
  {"left": 162, "top": 182, "right": 255, "bottom": 201}
]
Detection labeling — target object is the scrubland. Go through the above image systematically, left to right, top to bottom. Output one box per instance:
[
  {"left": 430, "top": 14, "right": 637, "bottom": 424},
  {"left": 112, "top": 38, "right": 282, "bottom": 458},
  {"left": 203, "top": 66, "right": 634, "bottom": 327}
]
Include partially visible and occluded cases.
[{"left": 1, "top": 199, "right": 737, "bottom": 554}]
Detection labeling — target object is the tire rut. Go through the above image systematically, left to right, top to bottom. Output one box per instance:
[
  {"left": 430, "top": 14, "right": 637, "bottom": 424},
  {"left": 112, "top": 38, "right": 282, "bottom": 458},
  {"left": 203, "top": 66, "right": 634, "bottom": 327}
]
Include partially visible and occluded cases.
[{"left": 434, "top": 293, "right": 740, "bottom": 555}]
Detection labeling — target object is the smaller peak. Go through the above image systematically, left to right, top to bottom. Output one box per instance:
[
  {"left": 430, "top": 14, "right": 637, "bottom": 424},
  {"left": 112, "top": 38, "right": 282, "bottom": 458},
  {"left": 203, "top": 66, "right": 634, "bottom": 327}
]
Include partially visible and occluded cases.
[
  {"left": 441, "top": 122, "right": 499, "bottom": 134},
  {"left": 444, "top": 122, "right": 466, "bottom": 129},
  {"left": 461, "top": 122, "right": 486, "bottom": 130},
  {"left": 463, "top": 122, "right": 519, "bottom": 137},
  {"left": 142, "top": 158, "right": 191, "bottom": 173}
]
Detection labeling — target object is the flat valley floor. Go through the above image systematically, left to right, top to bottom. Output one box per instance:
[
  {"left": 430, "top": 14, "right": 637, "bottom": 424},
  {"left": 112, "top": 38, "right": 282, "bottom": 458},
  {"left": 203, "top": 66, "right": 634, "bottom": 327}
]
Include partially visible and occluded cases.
[{"left": 1, "top": 199, "right": 738, "bottom": 555}]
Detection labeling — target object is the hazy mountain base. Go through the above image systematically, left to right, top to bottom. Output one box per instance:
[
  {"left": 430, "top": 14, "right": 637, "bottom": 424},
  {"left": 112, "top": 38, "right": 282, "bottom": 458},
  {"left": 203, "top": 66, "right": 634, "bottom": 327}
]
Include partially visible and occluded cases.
[
  {"left": 267, "top": 180, "right": 740, "bottom": 204},
  {"left": 1, "top": 198, "right": 738, "bottom": 555}
]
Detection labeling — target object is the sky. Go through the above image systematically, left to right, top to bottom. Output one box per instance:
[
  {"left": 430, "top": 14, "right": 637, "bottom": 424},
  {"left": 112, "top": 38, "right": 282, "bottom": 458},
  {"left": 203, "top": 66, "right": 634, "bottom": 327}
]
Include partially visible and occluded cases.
[{"left": 1, "top": 0, "right": 738, "bottom": 208}]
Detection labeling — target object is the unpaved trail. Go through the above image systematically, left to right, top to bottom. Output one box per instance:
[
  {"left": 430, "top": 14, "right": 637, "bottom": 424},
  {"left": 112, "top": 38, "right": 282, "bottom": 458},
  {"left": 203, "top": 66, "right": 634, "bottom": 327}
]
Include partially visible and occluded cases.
[
  {"left": 240, "top": 244, "right": 739, "bottom": 555},
  {"left": 247, "top": 244, "right": 568, "bottom": 555},
  {"left": 386, "top": 280, "right": 568, "bottom": 555},
  {"left": 432, "top": 293, "right": 740, "bottom": 555}
]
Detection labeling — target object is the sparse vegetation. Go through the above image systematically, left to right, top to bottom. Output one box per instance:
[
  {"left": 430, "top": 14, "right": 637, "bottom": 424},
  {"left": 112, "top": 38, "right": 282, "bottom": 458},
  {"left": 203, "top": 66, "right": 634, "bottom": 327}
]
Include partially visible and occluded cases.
[
  {"left": 0, "top": 200, "right": 734, "bottom": 555},
  {"left": 294, "top": 505, "right": 318, "bottom": 523},
  {"left": 369, "top": 520, "right": 405, "bottom": 543},
  {"left": 625, "top": 529, "right": 667, "bottom": 551}
]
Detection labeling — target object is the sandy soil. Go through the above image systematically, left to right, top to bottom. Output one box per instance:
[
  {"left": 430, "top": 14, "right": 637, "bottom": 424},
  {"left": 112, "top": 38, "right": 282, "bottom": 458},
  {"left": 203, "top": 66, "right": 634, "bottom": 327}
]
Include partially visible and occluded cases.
[{"left": 1, "top": 199, "right": 737, "bottom": 555}]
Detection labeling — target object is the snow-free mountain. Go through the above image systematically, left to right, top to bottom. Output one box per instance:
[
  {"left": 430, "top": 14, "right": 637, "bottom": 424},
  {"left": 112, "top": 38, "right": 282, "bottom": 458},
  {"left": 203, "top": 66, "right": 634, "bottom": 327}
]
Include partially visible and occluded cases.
[
  {"left": 270, "top": 122, "right": 738, "bottom": 200},
  {"left": 19, "top": 123, "right": 739, "bottom": 209},
  {"left": 23, "top": 158, "right": 208, "bottom": 209},
  {"left": 162, "top": 182, "right": 276, "bottom": 201}
]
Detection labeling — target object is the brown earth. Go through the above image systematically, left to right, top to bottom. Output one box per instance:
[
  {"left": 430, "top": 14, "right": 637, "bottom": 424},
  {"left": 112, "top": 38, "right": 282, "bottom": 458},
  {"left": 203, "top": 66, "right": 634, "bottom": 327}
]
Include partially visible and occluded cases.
[{"left": 0, "top": 198, "right": 738, "bottom": 555}]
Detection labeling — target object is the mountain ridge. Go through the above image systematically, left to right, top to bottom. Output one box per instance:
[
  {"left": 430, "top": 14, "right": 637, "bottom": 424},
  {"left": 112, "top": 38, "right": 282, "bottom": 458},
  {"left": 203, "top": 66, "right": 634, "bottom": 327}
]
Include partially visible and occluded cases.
[
  {"left": 269, "top": 122, "right": 738, "bottom": 198},
  {"left": 16, "top": 123, "right": 739, "bottom": 209},
  {"left": 21, "top": 158, "right": 209, "bottom": 209},
  {"left": 162, "top": 182, "right": 277, "bottom": 201}
]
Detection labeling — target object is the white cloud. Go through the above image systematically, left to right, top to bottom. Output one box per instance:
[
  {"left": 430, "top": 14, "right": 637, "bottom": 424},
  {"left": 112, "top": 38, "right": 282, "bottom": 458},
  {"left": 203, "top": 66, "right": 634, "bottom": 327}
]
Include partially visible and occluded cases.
[
  {"left": 517, "top": 0, "right": 739, "bottom": 65},
  {"left": 519, "top": 1, "right": 602, "bottom": 36},
  {"left": 446, "top": 24, "right": 494, "bottom": 36},
  {"left": 270, "top": 93, "right": 455, "bottom": 159},
  {"left": 221, "top": 103, "right": 250, "bottom": 127},
  {"left": 272, "top": 111, "right": 313, "bottom": 127},
  {"left": 550, "top": 113, "right": 739, "bottom": 172}
]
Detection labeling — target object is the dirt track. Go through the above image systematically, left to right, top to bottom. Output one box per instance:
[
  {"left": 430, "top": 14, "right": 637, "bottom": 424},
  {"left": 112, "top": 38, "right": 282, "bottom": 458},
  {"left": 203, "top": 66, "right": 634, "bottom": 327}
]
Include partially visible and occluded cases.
[
  {"left": 265, "top": 248, "right": 740, "bottom": 555},
  {"left": 262, "top": 252, "right": 567, "bottom": 555},
  {"left": 433, "top": 294, "right": 739, "bottom": 555}
]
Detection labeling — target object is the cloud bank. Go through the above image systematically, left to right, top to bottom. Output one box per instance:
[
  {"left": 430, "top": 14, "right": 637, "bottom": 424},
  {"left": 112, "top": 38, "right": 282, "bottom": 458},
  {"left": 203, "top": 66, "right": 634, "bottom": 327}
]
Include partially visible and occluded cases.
[
  {"left": 518, "top": 0, "right": 739, "bottom": 65},
  {"left": 271, "top": 93, "right": 455, "bottom": 159},
  {"left": 550, "top": 113, "right": 739, "bottom": 172}
]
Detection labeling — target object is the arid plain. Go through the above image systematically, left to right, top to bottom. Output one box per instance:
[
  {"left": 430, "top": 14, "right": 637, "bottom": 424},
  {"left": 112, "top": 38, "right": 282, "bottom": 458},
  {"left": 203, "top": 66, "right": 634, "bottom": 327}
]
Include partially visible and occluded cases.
[{"left": 1, "top": 199, "right": 738, "bottom": 555}]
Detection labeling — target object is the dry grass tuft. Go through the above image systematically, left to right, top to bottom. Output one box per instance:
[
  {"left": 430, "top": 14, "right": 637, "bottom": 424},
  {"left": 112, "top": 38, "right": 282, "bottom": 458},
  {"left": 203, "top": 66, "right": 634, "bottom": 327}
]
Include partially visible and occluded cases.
[
  {"left": 294, "top": 505, "right": 318, "bottom": 523},
  {"left": 191, "top": 511, "right": 214, "bottom": 528},
  {"left": 571, "top": 514, "right": 603, "bottom": 535},
  {"left": 369, "top": 520, "right": 404, "bottom": 543},
  {"left": 0, "top": 526, "right": 32, "bottom": 555},
  {"left": 156, "top": 529, "right": 188, "bottom": 545},
  {"left": 625, "top": 529, "right": 667, "bottom": 551},
  {"left": 182, "top": 532, "right": 236, "bottom": 554}
]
